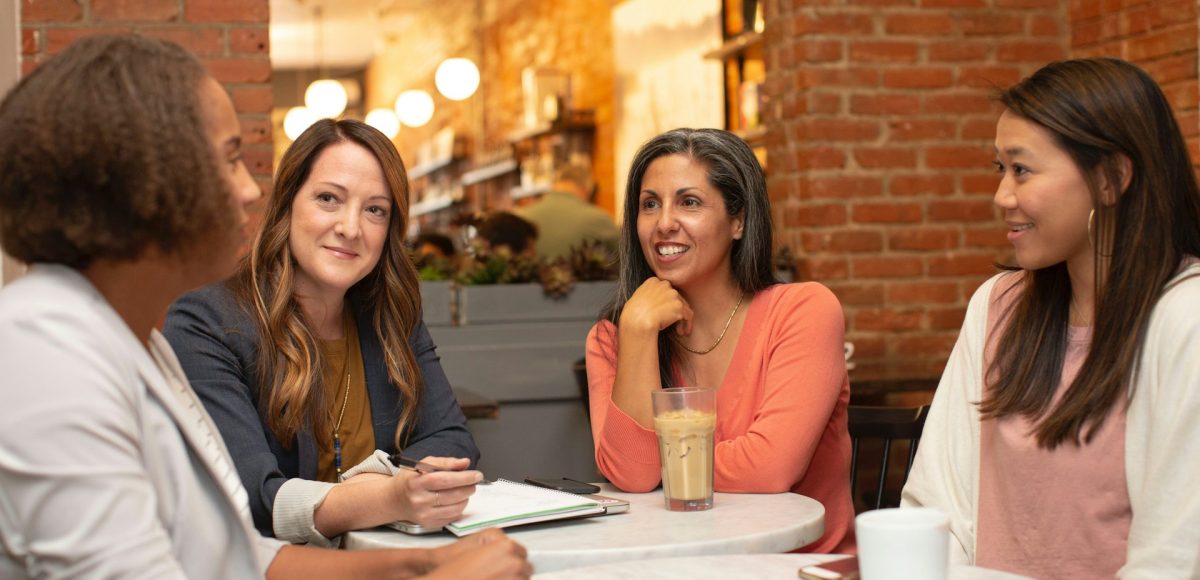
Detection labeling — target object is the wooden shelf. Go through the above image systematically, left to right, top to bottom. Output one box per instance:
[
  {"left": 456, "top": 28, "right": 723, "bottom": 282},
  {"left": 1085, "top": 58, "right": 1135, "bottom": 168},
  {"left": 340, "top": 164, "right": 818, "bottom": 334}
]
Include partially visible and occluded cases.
[
  {"left": 704, "top": 31, "right": 763, "bottom": 60},
  {"left": 408, "top": 155, "right": 460, "bottom": 180},
  {"left": 461, "top": 159, "right": 519, "bottom": 185},
  {"left": 510, "top": 184, "right": 551, "bottom": 200},
  {"left": 410, "top": 196, "right": 456, "bottom": 217}
]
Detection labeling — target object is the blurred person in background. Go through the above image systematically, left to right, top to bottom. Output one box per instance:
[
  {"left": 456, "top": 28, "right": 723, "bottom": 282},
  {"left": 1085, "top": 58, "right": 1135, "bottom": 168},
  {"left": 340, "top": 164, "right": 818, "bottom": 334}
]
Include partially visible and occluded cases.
[{"left": 517, "top": 162, "right": 618, "bottom": 260}]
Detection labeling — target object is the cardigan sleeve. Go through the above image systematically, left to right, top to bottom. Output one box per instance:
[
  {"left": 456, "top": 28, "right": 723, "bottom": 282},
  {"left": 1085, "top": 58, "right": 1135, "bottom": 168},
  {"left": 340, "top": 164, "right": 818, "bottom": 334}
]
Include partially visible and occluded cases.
[
  {"left": 1120, "top": 271, "right": 1200, "bottom": 579},
  {"left": 901, "top": 274, "right": 1000, "bottom": 566},
  {"left": 711, "top": 284, "right": 847, "bottom": 492},
  {"left": 163, "top": 286, "right": 334, "bottom": 544},
  {"left": 393, "top": 320, "right": 479, "bottom": 465},
  {"left": 586, "top": 320, "right": 664, "bottom": 492}
]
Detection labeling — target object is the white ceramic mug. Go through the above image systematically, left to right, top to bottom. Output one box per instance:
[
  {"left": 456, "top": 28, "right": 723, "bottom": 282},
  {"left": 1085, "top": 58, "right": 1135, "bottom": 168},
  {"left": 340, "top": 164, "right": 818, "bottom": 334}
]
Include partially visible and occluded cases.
[{"left": 856, "top": 507, "right": 949, "bottom": 580}]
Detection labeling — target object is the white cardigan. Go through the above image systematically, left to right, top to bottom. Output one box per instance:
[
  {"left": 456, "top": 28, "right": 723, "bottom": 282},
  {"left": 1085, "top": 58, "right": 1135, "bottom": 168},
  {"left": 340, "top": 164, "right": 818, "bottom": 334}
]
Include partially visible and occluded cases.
[
  {"left": 902, "top": 263, "right": 1200, "bottom": 579},
  {"left": 0, "top": 265, "right": 284, "bottom": 579}
]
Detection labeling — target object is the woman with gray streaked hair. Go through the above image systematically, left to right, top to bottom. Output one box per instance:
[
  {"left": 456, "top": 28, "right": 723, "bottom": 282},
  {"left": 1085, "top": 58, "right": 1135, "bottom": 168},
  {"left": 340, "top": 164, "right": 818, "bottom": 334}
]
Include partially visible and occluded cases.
[{"left": 585, "top": 128, "right": 855, "bottom": 553}]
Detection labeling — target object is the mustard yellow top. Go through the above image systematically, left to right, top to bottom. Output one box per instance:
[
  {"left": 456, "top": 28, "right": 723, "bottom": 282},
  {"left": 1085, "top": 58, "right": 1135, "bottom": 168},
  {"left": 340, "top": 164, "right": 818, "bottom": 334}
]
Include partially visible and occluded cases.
[{"left": 316, "top": 313, "right": 375, "bottom": 483}]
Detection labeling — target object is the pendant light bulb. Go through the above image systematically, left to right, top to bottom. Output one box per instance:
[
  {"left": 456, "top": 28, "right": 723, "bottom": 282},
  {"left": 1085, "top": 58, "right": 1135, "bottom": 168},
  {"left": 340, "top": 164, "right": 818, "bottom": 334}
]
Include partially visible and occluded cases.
[
  {"left": 435, "top": 58, "right": 480, "bottom": 101},
  {"left": 305, "top": 79, "right": 348, "bottom": 119}
]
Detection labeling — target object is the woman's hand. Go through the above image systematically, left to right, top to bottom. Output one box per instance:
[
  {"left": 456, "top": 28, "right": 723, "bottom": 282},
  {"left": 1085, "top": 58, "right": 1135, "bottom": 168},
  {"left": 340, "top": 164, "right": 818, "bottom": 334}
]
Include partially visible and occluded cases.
[
  {"left": 619, "top": 277, "right": 693, "bottom": 338},
  {"left": 393, "top": 456, "right": 481, "bottom": 528},
  {"left": 424, "top": 529, "right": 531, "bottom": 579}
]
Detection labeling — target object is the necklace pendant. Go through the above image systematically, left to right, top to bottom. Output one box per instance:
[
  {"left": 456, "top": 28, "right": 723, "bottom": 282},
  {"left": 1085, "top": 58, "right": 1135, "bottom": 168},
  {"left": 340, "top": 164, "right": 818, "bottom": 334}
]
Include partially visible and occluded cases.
[{"left": 333, "top": 433, "right": 342, "bottom": 476}]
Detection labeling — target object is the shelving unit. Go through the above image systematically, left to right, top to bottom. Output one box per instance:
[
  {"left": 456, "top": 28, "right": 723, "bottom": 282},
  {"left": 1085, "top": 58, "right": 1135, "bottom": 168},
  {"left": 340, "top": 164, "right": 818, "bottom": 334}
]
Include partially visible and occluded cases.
[{"left": 707, "top": 0, "right": 766, "bottom": 168}]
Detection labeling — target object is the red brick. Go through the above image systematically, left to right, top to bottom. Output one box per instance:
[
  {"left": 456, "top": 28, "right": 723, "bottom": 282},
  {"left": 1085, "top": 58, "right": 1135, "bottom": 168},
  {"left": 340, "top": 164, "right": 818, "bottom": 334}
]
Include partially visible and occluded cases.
[
  {"left": 21, "top": 0, "right": 81, "bottom": 22},
  {"left": 93, "top": 0, "right": 178, "bottom": 21},
  {"left": 185, "top": 0, "right": 270, "bottom": 23},
  {"left": 849, "top": 0, "right": 914, "bottom": 5},
  {"left": 923, "top": 0, "right": 986, "bottom": 6},
  {"left": 996, "top": 0, "right": 1060, "bottom": 6},
  {"left": 1070, "top": 0, "right": 1102, "bottom": 21},
  {"left": 1124, "top": 0, "right": 1197, "bottom": 36},
  {"left": 795, "top": 13, "right": 874, "bottom": 35},
  {"left": 885, "top": 13, "right": 953, "bottom": 35},
  {"left": 960, "top": 14, "right": 1024, "bottom": 36},
  {"left": 1030, "top": 18, "right": 1061, "bottom": 38},
  {"left": 1070, "top": 19, "right": 1106, "bottom": 49},
  {"left": 46, "top": 27, "right": 131, "bottom": 55},
  {"left": 141, "top": 27, "right": 223, "bottom": 55},
  {"left": 231, "top": 27, "right": 270, "bottom": 54},
  {"left": 1127, "top": 27, "right": 1197, "bottom": 62},
  {"left": 21, "top": 29, "right": 37, "bottom": 55},
  {"left": 796, "top": 40, "right": 843, "bottom": 63},
  {"left": 850, "top": 41, "right": 919, "bottom": 63},
  {"left": 928, "top": 41, "right": 990, "bottom": 62},
  {"left": 997, "top": 41, "right": 1067, "bottom": 63},
  {"left": 1142, "top": 54, "right": 1199, "bottom": 85},
  {"left": 21, "top": 58, "right": 39, "bottom": 78},
  {"left": 204, "top": 58, "right": 271, "bottom": 83},
  {"left": 958, "top": 66, "right": 1023, "bottom": 88},
  {"left": 799, "top": 68, "right": 880, "bottom": 89},
  {"left": 883, "top": 68, "right": 954, "bottom": 89},
  {"left": 1162, "top": 81, "right": 1200, "bottom": 114},
  {"left": 231, "top": 86, "right": 274, "bottom": 113},
  {"left": 809, "top": 92, "right": 842, "bottom": 114},
  {"left": 923, "top": 93, "right": 991, "bottom": 114},
  {"left": 851, "top": 94, "right": 920, "bottom": 115},
  {"left": 240, "top": 115, "right": 272, "bottom": 146},
  {"left": 890, "top": 118, "right": 956, "bottom": 142},
  {"left": 963, "top": 118, "right": 998, "bottom": 140},
  {"left": 801, "top": 119, "right": 879, "bottom": 141},
  {"left": 242, "top": 145, "right": 273, "bottom": 178},
  {"left": 927, "top": 146, "right": 992, "bottom": 169},
  {"left": 794, "top": 147, "right": 847, "bottom": 170},
  {"left": 854, "top": 148, "right": 918, "bottom": 169},
  {"left": 963, "top": 173, "right": 1002, "bottom": 194},
  {"left": 890, "top": 174, "right": 956, "bottom": 196},
  {"left": 804, "top": 176, "right": 884, "bottom": 199},
  {"left": 930, "top": 199, "right": 996, "bottom": 222},
  {"left": 853, "top": 202, "right": 922, "bottom": 223},
  {"left": 786, "top": 204, "right": 848, "bottom": 227},
  {"left": 965, "top": 226, "right": 1009, "bottom": 248},
  {"left": 889, "top": 228, "right": 960, "bottom": 250},
  {"left": 802, "top": 231, "right": 885, "bottom": 253},
  {"left": 928, "top": 254, "right": 999, "bottom": 276},
  {"left": 854, "top": 256, "right": 923, "bottom": 278},
  {"left": 801, "top": 258, "right": 851, "bottom": 280},
  {"left": 887, "top": 281, "right": 960, "bottom": 304},
  {"left": 827, "top": 283, "right": 885, "bottom": 306},
  {"left": 929, "top": 307, "right": 967, "bottom": 330},
  {"left": 855, "top": 308, "right": 923, "bottom": 331},
  {"left": 894, "top": 334, "right": 958, "bottom": 357},
  {"left": 847, "top": 336, "right": 887, "bottom": 359}
]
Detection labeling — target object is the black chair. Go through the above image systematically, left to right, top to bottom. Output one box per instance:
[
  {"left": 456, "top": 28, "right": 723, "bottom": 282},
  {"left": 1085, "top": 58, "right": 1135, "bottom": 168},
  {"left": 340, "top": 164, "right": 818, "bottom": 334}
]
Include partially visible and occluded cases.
[
  {"left": 573, "top": 357, "right": 590, "bottom": 423},
  {"left": 848, "top": 404, "right": 930, "bottom": 512}
]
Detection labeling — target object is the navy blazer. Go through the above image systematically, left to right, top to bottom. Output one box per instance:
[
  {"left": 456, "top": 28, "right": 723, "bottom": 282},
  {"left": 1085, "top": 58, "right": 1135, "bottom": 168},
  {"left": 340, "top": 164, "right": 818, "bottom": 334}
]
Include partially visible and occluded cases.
[{"left": 163, "top": 283, "right": 479, "bottom": 536}]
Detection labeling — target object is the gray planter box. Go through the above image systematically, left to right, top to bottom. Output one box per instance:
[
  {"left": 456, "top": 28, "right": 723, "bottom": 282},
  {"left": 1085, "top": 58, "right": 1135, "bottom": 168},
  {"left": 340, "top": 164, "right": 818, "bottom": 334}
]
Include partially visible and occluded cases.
[
  {"left": 418, "top": 280, "right": 454, "bottom": 327},
  {"left": 457, "top": 281, "right": 615, "bottom": 325}
]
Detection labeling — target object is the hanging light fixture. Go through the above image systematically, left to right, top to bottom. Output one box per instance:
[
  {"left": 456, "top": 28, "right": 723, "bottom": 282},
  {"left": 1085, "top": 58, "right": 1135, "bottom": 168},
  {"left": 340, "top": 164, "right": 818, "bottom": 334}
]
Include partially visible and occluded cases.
[
  {"left": 303, "top": 6, "right": 347, "bottom": 119},
  {"left": 435, "top": 57, "right": 480, "bottom": 101},
  {"left": 394, "top": 90, "right": 434, "bottom": 128},
  {"left": 283, "top": 106, "right": 318, "bottom": 141},
  {"left": 365, "top": 108, "right": 401, "bottom": 139}
]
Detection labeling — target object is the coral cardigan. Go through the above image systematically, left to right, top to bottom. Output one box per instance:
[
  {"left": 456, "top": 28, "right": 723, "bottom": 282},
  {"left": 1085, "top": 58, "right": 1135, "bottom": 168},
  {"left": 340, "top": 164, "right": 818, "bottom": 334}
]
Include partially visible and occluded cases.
[{"left": 586, "top": 283, "right": 855, "bottom": 553}]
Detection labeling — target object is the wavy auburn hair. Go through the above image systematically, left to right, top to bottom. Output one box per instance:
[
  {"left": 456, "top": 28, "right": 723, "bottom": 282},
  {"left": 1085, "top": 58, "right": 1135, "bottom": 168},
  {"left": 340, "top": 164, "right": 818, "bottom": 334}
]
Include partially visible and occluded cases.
[
  {"left": 983, "top": 58, "right": 1200, "bottom": 448},
  {"left": 231, "top": 119, "right": 423, "bottom": 450}
]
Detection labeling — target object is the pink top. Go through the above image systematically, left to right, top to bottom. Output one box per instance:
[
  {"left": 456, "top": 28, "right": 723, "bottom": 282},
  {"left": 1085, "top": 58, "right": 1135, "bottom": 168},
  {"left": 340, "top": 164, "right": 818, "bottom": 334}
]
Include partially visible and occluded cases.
[
  {"left": 976, "top": 273, "right": 1131, "bottom": 578},
  {"left": 586, "top": 283, "right": 855, "bottom": 553}
]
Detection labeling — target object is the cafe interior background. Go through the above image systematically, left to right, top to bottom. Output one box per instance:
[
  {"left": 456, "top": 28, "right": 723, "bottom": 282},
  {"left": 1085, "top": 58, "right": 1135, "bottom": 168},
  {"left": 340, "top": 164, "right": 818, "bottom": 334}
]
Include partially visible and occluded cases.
[{"left": 3, "top": 0, "right": 1197, "bottom": 502}]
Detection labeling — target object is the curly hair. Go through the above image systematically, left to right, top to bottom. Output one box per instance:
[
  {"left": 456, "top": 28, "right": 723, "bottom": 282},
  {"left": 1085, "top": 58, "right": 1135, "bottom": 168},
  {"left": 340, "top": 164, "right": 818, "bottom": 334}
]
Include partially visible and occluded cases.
[
  {"left": 0, "top": 34, "right": 232, "bottom": 268},
  {"left": 230, "top": 119, "right": 424, "bottom": 451}
]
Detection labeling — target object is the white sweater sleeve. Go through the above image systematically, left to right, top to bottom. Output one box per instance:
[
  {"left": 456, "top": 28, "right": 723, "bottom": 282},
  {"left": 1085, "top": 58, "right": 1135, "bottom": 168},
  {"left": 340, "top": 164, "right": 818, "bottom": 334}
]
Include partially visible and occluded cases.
[
  {"left": 1119, "top": 269, "right": 1200, "bottom": 579},
  {"left": 900, "top": 274, "right": 999, "bottom": 566}
]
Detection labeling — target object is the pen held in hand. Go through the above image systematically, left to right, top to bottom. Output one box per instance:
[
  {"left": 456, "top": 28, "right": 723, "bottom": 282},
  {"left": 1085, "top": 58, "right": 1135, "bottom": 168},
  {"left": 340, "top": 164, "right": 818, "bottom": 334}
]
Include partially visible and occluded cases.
[{"left": 387, "top": 454, "right": 490, "bottom": 483}]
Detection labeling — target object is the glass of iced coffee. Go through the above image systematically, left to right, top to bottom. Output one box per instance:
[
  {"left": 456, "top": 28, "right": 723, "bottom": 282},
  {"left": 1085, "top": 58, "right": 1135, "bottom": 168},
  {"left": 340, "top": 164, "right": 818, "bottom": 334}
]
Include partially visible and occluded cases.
[{"left": 651, "top": 387, "right": 717, "bottom": 511}]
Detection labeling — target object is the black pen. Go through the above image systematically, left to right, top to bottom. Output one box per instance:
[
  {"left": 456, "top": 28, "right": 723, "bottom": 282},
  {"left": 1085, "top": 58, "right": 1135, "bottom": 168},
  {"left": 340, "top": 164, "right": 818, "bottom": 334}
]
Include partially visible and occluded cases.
[{"left": 387, "top": 454, "right": 445, "bottom": 474}]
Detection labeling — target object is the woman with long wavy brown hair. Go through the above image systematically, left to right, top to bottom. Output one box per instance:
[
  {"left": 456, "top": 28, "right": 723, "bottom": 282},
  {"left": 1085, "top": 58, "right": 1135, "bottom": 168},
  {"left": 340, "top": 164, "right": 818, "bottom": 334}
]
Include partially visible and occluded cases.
[
  {"left": 902, "top": 58, "right": 1200, "bottom": 578},
  {"left": 164, "top": 118, "right": 480, "bottom": 546}
]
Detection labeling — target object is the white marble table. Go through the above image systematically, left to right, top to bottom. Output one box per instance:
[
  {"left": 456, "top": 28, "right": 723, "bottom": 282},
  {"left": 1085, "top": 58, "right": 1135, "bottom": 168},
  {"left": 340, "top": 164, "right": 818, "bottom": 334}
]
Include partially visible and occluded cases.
[
  {"left": 344, "top": 484, "right": 825, "bottom": 574},
  {"left": 532, "top": 554, "right": 1033, "bottom": 579}
]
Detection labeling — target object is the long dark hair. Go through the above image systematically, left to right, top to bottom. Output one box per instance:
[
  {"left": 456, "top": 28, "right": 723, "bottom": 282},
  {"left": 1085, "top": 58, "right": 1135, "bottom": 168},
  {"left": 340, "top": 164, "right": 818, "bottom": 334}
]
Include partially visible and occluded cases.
[
  {"left": 982, "top": 58, "right": 1200, "bottom": 448},
  {"left": 231, "top": 119, "right": 423, "bottom": 450},
  {"left": 601, "top": 128, "right": 778, "bottom": 387}
]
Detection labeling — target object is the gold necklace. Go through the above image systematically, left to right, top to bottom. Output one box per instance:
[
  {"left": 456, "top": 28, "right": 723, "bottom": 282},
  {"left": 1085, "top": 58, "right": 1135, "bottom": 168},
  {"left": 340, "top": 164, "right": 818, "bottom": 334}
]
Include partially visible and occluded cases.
[
  {"left": 674, "top": 292, "right": 745, "bottom": 355},
  {"left": 332, "top": 328, "right": 352, "bottom": 478}
]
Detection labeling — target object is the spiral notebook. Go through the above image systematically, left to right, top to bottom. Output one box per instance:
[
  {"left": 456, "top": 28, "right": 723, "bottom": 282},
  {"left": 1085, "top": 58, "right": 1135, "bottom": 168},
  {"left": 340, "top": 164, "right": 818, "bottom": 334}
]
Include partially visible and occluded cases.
[{"left": 444, "top": 478, "right": 606, "bottom": 536}]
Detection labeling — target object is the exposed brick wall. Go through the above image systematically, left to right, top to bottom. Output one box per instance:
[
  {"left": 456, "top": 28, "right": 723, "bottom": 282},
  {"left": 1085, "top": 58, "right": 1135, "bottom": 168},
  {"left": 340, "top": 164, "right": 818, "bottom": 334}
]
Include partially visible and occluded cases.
[
  {"left": 20, "top": 0, "right": 274, "bottom": 194},
  {"left": 763, "top": 0, "right": 1067, "bottom": 378},
  {"left": 1070, "top": 0, "right": 1199, "bottom": 168}
]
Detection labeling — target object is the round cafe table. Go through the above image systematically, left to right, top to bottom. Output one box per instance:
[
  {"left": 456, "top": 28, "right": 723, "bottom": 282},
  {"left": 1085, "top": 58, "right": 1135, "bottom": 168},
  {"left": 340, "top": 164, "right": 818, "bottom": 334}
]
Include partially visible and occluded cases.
[
  {"left": 343, "top": 484, "right": 825, "bottom": 574},
  {"left": 532, "top": 554, "right": 1033, "bottom": 579}
]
